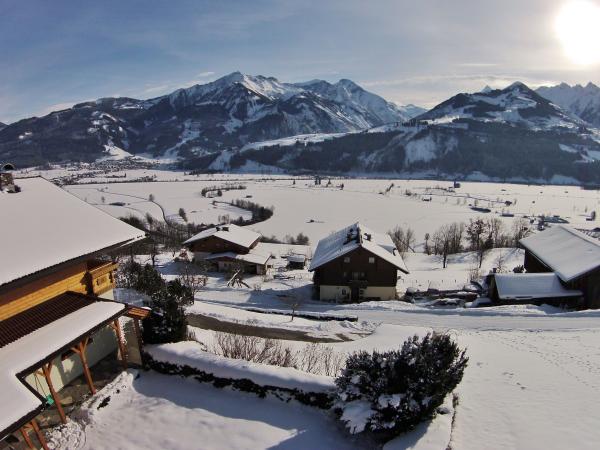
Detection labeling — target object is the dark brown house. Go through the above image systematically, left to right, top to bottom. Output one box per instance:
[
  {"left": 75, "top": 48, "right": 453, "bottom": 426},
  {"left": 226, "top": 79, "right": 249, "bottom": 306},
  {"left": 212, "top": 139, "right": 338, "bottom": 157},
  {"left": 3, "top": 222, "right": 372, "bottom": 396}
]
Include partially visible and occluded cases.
[
  {"left": 309, "top": 223, "right": 409, "bottom": 302},
  {"left": 183, "top": 224, "right": 270, "bottom": 274},
  {"left": 519, "top": 225, "right": 600, "bottom": 309}
]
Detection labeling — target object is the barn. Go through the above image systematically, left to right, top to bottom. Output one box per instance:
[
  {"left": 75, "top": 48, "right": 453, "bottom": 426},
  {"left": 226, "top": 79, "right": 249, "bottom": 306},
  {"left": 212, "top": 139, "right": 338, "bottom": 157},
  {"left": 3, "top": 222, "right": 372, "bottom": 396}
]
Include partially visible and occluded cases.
[
  {"left": 309, "top": 223, "right": 409, "bottom": 302},
  {"left": 519, "top": 225, "right": 600, "bottom": 309}
]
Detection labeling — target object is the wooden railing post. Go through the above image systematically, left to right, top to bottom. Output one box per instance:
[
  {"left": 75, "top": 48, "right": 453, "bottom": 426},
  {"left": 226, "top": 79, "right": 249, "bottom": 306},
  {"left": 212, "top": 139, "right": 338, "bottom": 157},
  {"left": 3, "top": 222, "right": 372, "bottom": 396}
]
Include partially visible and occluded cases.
[
  {"left": 112, "top": 319, "right": 128, "bottom": 369},
  {"left": 71, "top": 337, "right": 96, "bottom": 395},
  {"left": 41, "top": 363, "right": 66, "bottom": 424}
]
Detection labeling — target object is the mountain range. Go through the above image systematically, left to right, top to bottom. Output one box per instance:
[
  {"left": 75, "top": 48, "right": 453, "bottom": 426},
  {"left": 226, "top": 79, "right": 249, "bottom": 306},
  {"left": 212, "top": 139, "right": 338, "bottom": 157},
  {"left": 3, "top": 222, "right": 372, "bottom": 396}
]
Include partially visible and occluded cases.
[
  {"left": 0, "top": 72, "right": 422, "bottom": 167},
  {"left": 2, "top": 74, "right": 600, "bottom": 184}
]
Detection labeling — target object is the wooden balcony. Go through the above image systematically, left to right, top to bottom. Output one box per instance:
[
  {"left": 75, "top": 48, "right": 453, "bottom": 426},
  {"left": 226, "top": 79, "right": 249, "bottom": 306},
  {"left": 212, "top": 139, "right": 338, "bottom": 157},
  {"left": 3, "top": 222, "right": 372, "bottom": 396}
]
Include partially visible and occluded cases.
[{"left": 86, "top": 260, "right": 119, "bottom": 296}]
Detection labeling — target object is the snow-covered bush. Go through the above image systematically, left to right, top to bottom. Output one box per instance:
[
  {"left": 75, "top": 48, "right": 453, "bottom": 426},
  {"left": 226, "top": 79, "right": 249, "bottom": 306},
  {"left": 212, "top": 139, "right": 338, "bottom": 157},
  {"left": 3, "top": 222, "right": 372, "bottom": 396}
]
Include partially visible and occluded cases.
[{"left": 335, "top": 333, "right": 468, "bottom": 439}]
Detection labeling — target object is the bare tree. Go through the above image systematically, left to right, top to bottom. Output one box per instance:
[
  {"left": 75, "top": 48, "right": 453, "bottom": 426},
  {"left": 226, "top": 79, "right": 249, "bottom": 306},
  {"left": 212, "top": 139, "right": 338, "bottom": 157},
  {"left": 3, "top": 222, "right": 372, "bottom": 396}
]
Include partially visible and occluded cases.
[
  {"left": 511, "top": 217, "right": 531, "bottom": 246},
  {"left": 466, "top": 218, "right": 489, "bottom": 268},
  {"left": 389, "top": 225, "right": 416, "bottom": 254},
  {"left": 432, "top": 225, "right": 452, "bottom": 268},
  {"left": 424, "top": 233, "right": 431, "bottom": 255},
  {"left": 178, "top": 262, "right": 208, "bottom": 297}
]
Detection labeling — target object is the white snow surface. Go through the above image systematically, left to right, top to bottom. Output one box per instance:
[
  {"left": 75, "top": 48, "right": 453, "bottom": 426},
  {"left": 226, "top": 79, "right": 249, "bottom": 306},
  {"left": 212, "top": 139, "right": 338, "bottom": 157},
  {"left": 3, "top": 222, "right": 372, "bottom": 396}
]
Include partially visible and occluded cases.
[
  {"left": 0, "top": 178, "right": 145, "bottom": 286},
  {"left": 310, "top": 222, "right": 408, "bottom": 273},
  {"left": 520, "top": 225, "right": 600, "bottom": 281},
  {"left": 494, "top": 272, "right": 582, "bottom": 300},
  {"left": 0, "top": 301, "right": 124, "bottom": 436},
  {"left": 146, "top": 341, "right": 335, "bottom": 393},
  {"left": 48, "top": 370, "right": 357, "bottom": 450}
]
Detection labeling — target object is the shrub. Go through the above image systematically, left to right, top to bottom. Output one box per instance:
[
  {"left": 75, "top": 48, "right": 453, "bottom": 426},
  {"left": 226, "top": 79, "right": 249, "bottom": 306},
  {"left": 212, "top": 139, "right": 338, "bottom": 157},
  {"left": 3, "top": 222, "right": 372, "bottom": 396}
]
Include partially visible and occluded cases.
[
  {"left": 142, "top": 278, "right": 194, "bottom": 344},
  {"left": 335, "top": 333, "right": 468, "bottom": 439}
]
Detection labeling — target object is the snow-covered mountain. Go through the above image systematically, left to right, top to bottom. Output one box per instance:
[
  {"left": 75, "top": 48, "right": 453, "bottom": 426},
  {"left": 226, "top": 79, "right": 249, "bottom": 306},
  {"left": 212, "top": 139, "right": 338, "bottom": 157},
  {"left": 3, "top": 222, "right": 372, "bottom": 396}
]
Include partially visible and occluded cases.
[
  {"left": 0, "top": 72, "right": 419, "bottom": 166},
  {"left": 221, "top": 82, "right": 600, "bottom": 184},
  {"left": 419, "top": 82, "right": 587, "bottom": 131},
  {"left": 537, "top": 82, "right": 600, "bottom": 127}
]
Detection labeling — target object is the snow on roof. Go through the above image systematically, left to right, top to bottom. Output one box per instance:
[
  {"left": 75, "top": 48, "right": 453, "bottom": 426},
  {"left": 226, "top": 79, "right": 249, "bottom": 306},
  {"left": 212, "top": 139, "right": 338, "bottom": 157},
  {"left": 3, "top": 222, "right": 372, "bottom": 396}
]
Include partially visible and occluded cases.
[
  {"left": 0, "top": 177, "right": 145, "bottom": 287},
  {"left": 309, "top": 222, "right": 408, "bottom": 273},
  {"left": 183, "top": 223, "right": 260, "bottom": 249},
  {"left": 520, "top": 225, "right": 600, "bottom": 282},
  {"left": 204, "top": 249, "right": 270, "bottom": 265},
  {"left": 494, "top": 273, "right": 582, "bottom": 301},
  {"left": 0, "top": 300, "right": 125, "bottom": 437}
]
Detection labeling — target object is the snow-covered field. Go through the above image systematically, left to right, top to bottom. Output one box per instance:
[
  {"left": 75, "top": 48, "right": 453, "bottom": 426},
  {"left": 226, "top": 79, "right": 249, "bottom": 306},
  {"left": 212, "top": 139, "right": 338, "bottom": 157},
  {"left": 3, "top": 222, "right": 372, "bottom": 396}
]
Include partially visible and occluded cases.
[{"left": 55, "top": 174, "right": 600, "bottom": 245}]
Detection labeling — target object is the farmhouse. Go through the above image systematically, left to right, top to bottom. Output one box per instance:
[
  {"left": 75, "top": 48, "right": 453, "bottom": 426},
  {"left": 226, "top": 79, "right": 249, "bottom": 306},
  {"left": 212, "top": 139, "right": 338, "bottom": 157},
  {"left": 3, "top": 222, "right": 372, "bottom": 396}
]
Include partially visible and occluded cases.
[
  {"left": 0, "top": 176, "right": 147, "bottom": 448},
  {"left": 309, "top": 223, "right": 409, "bottom": 302},
  {"left": 183, "top": 224, "right": 270, "bottom": 274},
  {"left": 517, "top": 225, "right": 600, "bottom": 309}
]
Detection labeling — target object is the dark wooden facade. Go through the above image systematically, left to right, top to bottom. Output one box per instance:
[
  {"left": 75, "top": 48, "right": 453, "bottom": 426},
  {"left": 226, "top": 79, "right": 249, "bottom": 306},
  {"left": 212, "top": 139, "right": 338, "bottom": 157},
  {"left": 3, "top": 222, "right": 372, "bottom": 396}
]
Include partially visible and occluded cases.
[
  {"left": 187, "top": 235, "right": 258, "bottom": 254},
  {"left": 313, "top": 247, "right": 398, "bottom": 301},
  {"left": 524, "top": 249, "right": 600, "bottom": 309}
]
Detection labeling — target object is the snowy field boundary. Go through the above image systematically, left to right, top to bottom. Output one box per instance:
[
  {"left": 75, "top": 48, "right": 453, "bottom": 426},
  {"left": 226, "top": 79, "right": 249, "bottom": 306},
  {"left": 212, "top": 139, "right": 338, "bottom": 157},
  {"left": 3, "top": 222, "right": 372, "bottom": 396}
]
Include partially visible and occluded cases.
[{"left": 144, "top": 342, "right": 336, "bottom": 408}]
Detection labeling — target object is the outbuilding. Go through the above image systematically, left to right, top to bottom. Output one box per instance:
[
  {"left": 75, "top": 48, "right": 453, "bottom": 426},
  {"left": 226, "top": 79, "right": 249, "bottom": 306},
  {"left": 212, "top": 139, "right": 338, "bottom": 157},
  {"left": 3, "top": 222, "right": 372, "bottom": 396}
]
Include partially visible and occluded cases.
[{"left": 520, "top": 225, "right": 600, "bottom": 309}]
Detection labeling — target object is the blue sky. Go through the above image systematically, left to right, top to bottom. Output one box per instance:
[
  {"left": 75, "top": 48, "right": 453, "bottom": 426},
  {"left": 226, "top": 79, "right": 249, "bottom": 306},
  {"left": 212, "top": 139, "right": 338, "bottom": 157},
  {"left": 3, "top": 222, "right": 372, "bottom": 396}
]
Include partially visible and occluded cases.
[{"left": 1, "top": 0, "right": 599, "bottom": 124}]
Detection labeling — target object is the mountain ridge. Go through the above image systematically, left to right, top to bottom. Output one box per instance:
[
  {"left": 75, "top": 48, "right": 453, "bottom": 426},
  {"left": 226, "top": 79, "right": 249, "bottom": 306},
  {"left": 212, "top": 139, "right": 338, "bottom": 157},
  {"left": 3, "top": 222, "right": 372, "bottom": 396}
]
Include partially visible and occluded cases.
[{"left": 0, "top": 72, "right": 420, "bottom": 166}]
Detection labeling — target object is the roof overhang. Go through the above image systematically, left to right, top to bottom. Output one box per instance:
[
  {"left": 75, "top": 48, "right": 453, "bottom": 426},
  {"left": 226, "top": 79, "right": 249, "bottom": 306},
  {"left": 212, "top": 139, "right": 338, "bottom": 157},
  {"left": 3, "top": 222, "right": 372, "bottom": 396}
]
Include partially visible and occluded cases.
[{"left": 0, "top": 293, "right": 127, "bottom": 439}]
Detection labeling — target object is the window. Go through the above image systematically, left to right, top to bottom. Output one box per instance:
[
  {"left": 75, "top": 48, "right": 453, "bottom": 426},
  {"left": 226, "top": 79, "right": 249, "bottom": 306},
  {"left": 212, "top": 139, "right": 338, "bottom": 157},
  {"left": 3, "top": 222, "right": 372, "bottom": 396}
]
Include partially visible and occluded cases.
[
  {"left": 343, "top": 256, "right": 350, "bottom": 263},
  {"left": 368, "top": 257, "right": 375, "bottom": 264}
]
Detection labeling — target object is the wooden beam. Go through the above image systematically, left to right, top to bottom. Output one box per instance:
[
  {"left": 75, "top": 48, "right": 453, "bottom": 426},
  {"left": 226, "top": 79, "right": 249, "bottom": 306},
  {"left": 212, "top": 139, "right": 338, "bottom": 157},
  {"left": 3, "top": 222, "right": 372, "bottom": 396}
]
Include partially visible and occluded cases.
[
  {"left": 132, "top": 318, "right": 144, "bottom": 364},
  {"left": 112, "top": 319, "right": 128, "bottom": 369},
  {"left": 72, "top": 337, "right": 96, "bottom": 395},
  {"left": 41, "top": 363, "right": 67, "bottom": 424},
  {"left": 31, "top": 420, "right": 49, "bottom": 450},
  {"left": 20, "top": 426, "right": 35, "bottom": 449}
]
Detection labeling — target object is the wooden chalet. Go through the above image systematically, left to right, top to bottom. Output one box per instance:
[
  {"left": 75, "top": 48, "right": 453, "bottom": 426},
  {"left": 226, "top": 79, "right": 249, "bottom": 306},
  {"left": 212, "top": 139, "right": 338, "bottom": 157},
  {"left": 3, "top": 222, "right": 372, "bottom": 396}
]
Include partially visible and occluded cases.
[
  {"left": 0, "top": 175, "right": 147, "bottom": 449},
  {"left": 309, "top": 223, "right": 409, "bottom": 302},
  {"left": 183, "top": 224, "right": 270, "bottom": 274},
  {"left": 519, "top": 225, "right": 600, "bottom": 309}
]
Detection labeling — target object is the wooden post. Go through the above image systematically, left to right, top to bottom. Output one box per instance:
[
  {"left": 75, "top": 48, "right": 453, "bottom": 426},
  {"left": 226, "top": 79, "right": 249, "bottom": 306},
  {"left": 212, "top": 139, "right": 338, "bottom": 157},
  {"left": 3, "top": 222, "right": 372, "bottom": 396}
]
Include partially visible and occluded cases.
[
  {"left": 133, "top": 318, "right": 144, "bottom": 364},
  {"left": 112, "top": 319, "right": 128, "bottom": 369},
  {"left": 71, "top": 337, "right": 96, "bottom": 395},
  {"left": 41, "top": 363, "right": 67, "bottom": 424},
  {"left": 31, "top": 420, "right": 49, "bottom": 450},
  {"left": 20, "top": 426, "right": 35, "bottom": 449}
]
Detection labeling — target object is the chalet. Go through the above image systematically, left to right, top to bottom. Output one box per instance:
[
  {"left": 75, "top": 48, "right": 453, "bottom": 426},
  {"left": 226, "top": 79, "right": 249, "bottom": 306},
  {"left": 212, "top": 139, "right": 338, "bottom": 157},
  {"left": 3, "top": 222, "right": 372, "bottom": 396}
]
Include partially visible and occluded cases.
[
  {"left": 0, "top": 175, "right": 147, "bottom": 448},
  {"left": 309, "top": 223, "right": 409, "bottom": 302},
  {"left": 183, "top": 224, "right": 270, "bottom": 274},
  {"left": 517, "top": 225, "right": 600, "bottom": 308}
]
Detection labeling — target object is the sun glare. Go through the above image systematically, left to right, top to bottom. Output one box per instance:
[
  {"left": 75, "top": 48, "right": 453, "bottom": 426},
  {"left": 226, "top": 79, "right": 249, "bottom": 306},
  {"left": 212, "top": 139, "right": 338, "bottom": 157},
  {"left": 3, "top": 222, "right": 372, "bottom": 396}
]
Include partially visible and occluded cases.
[{"left": 555, "top": 1, "right": 600, "bottom": 65}]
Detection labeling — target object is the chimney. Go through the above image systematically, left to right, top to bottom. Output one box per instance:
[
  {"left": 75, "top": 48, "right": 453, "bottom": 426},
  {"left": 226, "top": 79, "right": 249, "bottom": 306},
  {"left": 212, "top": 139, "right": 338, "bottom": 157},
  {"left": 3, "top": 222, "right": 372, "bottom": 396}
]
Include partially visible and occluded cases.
[{"left": 0, "top": 163, "right": 16, "bottom": 193}]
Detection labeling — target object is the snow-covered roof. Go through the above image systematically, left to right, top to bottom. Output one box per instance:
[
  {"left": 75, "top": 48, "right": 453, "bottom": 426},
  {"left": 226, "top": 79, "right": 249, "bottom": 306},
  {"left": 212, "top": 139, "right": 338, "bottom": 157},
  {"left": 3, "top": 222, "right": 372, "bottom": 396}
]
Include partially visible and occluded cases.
[
  {"left": 0, "top": 177, "right": 146, "bottom": 287},
  {"left": 309, "top": 222, "right": 408, "bottom": 273},
  {"left": 183, "top": 223, "right": 260, "bottom": 249},
  {"left": 520, "top": 225, "right": 600, "bottom": 282},
  {"left": 205, "top": 249, "right": 270, "bottom": 265},
  {"left": 494, "top": 273, "right": 582, "bottom": 301},
  {"left": 0, "top": 299, "right": 125, "bottom": 437}
]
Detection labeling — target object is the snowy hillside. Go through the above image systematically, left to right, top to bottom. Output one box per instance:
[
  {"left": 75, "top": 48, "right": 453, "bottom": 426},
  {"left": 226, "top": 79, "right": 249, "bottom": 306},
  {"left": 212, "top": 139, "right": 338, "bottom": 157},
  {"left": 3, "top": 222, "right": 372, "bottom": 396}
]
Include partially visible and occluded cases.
[{"left": 537, "top": 82, "right": 600, "bottom": 127}]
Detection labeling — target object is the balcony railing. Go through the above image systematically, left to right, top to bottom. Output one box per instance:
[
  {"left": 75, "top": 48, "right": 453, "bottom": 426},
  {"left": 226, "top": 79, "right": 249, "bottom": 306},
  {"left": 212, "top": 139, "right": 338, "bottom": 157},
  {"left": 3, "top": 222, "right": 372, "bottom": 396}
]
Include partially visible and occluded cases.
[{"left": 86, "top": 260, "right": 119, "bottom": 296}]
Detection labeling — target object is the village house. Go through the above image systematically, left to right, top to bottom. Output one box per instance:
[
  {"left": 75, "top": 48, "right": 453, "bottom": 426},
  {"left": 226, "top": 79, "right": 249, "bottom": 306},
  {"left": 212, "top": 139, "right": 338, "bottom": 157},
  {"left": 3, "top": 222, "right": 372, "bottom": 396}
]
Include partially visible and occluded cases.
[
  {"left": 0, "top": 174, "right": 147, "bottom": 449},
  {"left": 183, "top": 223, "right": 270, "bottom": 275},
  {"left": 309, "top": 223, "right": 409, "bottom": 302},
  {"left": 489, "top": 225, "right": 600, "bottom": 308}
]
